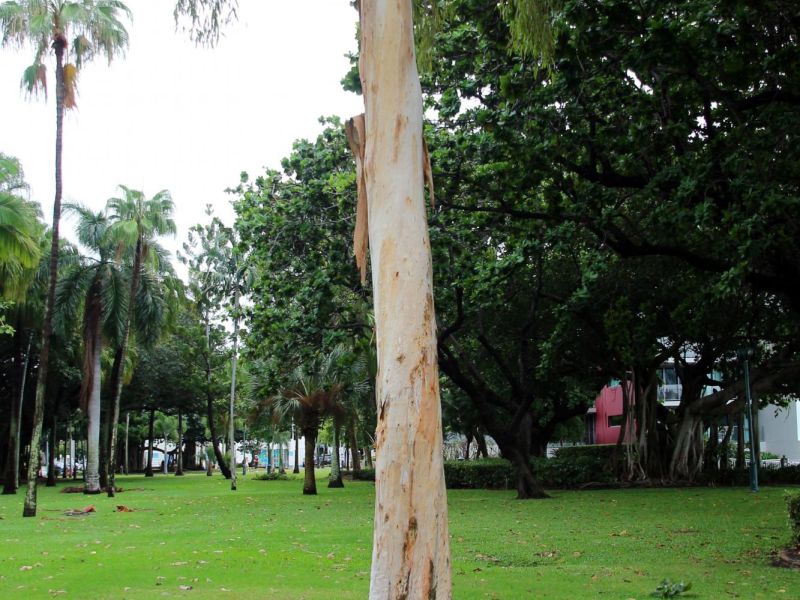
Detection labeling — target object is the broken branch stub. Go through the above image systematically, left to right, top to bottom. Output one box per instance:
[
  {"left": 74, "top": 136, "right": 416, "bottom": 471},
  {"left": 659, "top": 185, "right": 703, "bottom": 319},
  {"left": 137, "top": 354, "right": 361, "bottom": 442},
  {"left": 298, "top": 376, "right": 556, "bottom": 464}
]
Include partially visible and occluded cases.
[{"left": 346, "top": 114, "right": 369, "bottom": 284}]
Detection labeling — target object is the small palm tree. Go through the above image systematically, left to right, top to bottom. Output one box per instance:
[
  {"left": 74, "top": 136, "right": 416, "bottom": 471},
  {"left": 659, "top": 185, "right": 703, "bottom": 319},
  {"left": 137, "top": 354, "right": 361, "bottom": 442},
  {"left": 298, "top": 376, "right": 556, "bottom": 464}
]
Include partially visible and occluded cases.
[
  {"left": 1, "top": 0, "right": 132, "bottom": 517},
  {"left": 264, "top": 347, "right": 349, "bottom": 495}
]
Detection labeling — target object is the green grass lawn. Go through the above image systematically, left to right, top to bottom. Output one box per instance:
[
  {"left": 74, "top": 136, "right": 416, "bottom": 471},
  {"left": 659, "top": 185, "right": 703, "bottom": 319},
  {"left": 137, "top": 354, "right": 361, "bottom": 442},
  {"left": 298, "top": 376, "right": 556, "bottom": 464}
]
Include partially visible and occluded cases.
[{"left": 0, "top": 472, "right": 797, "bottom": 599}]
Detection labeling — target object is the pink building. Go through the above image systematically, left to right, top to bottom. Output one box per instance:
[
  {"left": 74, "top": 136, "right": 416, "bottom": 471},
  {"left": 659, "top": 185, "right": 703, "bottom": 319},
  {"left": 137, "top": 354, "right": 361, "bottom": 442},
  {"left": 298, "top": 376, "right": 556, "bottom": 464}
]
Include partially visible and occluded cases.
[{"left": 587, "top": 383, "right": 630, "bottom": 445}]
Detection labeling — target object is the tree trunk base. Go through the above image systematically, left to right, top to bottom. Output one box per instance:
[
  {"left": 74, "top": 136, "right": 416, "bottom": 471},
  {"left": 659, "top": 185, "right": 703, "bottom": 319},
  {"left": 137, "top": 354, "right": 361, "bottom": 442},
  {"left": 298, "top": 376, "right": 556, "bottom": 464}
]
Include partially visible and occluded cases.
[
  {"left": 328, "top": 478, "right": 344, "bottom": 488},
  {"left": 302, "top": 487, "right": 317, "bottom": 495},
  {"left": 84, "top": 488, "right": 102, "bottom": 495}
]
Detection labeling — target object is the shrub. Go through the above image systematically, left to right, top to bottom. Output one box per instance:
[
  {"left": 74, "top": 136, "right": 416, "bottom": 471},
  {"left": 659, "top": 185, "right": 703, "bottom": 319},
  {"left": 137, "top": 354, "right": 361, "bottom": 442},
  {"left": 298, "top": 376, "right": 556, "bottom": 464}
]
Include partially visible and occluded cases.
[
  {"left": 553, "top": 444, "right": 617, "bottom": 462},
  {"left": 444, "top": 459, "right": 515, "bottom": 490},
  {"left": 352, "top": 468, "right": 375, "bottom": 481},
  {"left": 254, "top": 471, "right": 289, "bottom": 481},
  {"left": 787, "top": 492, "right": 800, "bottom": 546}
]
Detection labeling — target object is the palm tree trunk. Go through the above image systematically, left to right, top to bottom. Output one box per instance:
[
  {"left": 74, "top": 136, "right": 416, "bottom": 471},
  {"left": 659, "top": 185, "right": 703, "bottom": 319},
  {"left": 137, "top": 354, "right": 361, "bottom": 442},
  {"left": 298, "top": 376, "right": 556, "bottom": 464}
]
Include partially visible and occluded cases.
[
  {"left": 353, "top": 2, "right": 452, "bottom": 594},
  {"left": 22, "top": 36, "right": 67, "bottom": 518},
  {"left": 108, "top": 229, "right": 145, "bottom": 497},
  {"left": 228, "top": 286, "right": 240, "bottom": 491},
  {"left": 4, "top": 330, "right": 32, "bottom": 495},
  {"left": 85, "top": 331, "right": 102, "bottom": 494},
  {"left": 46, "top": 402, "right": 58, "bottom": 487},
  {"left": 145, "top": 408, "right": 155, "bottom": 477},
  {"left": 124, "top": 412, "right": 130, "bottom": 475},
  {"left": 176, "top": 412, "right": 184, "bottom": 476},
  {"left": 347, "top": 417, "right": 361, "bottom": 475},
  {"left": 293, "top": 422, "right": 300, "bottom": 474},
  {"left": 329, "top": 423, "right": 344, "bottom": 488},
  {"left": 303, "top": 427, "right": 317, "bottom": 495},
  {"left": 162, "top": 429, "right": 169, "bottom": 474}
]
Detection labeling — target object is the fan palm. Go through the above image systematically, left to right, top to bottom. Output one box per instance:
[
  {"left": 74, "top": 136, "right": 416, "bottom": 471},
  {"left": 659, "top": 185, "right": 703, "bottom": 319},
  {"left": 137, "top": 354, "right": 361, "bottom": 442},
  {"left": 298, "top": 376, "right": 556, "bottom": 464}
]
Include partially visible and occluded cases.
[
  {"left": 1, "top": 0, "right": 131, "bottom": 516},
  {"left": 264, "top": 346, "right": 349, "bottom": 496}
]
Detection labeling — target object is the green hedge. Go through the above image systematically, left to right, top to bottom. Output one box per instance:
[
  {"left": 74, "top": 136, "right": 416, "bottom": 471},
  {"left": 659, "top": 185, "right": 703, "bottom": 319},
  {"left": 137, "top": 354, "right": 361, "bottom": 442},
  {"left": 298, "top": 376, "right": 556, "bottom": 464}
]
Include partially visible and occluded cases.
[
  {"left": 553, "top": 444, "right": 617, "bottom": 462},
  {"left": 445, "top": 459, "right": 515, "bottom": 489},
  {"left": 787, "top": 492, "right": 800, "bottom": 546}
]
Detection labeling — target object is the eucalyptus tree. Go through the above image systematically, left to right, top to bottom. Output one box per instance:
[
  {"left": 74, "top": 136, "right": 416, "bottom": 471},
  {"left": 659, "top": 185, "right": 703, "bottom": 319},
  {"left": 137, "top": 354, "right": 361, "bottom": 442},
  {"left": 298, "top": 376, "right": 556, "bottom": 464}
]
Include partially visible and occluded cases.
[
  {"left": 0, "top": 0, "right": 131, "bottom": 517},
  {"left": 104, "top": 185, "right": 176, "bottom": 496}
]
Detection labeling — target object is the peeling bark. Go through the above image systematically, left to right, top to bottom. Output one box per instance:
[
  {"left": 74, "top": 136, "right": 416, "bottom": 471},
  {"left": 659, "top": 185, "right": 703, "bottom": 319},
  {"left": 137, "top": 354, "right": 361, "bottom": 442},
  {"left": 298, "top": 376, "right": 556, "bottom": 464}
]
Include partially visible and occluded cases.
[{"left": 353, "top": 1, "right": 451, "bottom": 596}]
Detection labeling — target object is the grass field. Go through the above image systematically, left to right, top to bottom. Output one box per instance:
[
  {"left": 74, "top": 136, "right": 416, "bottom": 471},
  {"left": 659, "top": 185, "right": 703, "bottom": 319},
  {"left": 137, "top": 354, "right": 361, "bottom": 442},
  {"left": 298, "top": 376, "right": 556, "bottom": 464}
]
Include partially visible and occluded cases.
[{"left": 0, "top": 471, "right": 797, "bottom": 599}]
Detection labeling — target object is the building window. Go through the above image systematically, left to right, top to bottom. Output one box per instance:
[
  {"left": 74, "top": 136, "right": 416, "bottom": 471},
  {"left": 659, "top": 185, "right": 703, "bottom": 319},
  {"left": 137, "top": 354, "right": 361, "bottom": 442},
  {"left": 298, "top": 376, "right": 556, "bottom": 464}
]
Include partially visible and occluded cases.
[{"left": 608, "top": 415, "right": 623, "bottom": 428}]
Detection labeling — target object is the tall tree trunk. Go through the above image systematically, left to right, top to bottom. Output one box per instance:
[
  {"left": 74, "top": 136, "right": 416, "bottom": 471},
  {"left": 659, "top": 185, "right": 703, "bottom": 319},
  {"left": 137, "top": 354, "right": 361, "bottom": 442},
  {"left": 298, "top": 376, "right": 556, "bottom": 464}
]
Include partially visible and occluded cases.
[
  {"left": 351, "top": 2, "right": 452, "bottom": 595},
  {"left": 23, "top": 36, "right": 67, "bottom": 518},
  {"left": 228, "top": 286, "right": 240, "bottom": 491},
  {"left": 204, "top": 318, "right": 231, "bottom": 479},
  {"left": 4, "top": 331, "right": 32, "bottom": 495},
  {"left": 85, "top": 332, "right": 102, "bottom": 494},
  {"left": 106, "top": 345, "right": 124, "bottom": 496},
  {"left": 46, "top": 406, "right": 57, "bottom": 487},
  {"left": 145, "top": 408, "right": 155, "bottom": 477},
  {"left": 124, "top": 412, "right": 130, "bottom": 475},
  {"left": 176, "top": 412, "right": 184, "bottom": 476},
  {"left": 735, "top": 412, "right": 745, "bottom": 470},
  {"left": 669, "top": 413, "right": 704, "bottom": 480},
  {"left": 347, "top": 416, "right": 361, "bottom": 475},
  {"left": 293, "top": 423, "right": 300, "bottom": 474},
  {"left": 329, "top": 423, "right": 344, "bottom": 488},
  {"left": 303, "top": 427, "right": 317, "bottom": 495},
  {"left": 476, "top": 433, "right": 488, "bottom": 459},
  {"left": 205, "top": 442, "right": 213, "bottom": 476},
  {"left": 364, "top": 446, "right": 374, "bottom": 468}
]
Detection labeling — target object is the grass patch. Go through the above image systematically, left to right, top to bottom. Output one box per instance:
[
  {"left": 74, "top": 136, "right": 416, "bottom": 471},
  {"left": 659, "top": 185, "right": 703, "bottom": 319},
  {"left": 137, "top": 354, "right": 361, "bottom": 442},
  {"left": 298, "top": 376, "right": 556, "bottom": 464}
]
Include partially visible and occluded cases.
[{"left": 0, "top": 472, "right": 797, "bottom": 598}]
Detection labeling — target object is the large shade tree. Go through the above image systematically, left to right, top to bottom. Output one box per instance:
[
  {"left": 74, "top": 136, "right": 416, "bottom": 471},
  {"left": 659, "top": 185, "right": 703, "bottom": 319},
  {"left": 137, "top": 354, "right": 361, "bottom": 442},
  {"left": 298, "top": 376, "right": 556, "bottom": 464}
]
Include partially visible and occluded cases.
[{"left": 0, "top": 0, "right": 131, "bottom": 516}]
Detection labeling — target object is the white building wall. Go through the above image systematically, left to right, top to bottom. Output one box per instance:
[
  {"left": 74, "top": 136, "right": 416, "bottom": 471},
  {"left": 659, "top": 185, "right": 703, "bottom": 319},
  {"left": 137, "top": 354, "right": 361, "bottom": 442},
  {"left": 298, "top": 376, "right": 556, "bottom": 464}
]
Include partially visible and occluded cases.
[{"left": 759, "top": 400, "right": 800, "bottom": 462}]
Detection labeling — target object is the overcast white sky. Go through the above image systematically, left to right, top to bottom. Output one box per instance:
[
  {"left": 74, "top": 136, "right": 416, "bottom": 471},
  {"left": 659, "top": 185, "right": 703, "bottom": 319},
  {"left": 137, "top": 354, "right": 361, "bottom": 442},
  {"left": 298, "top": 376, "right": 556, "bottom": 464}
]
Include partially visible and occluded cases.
[{"left": 0, "top": 0, "right": 362, "bottom": 269}]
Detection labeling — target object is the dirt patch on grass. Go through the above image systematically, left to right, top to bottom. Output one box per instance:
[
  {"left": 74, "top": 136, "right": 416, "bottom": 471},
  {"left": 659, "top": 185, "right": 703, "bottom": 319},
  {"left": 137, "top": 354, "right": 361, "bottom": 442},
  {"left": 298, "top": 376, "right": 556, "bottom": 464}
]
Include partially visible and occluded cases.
[{"left": 773, "top": 546, "right": 800, "bottom": 568}]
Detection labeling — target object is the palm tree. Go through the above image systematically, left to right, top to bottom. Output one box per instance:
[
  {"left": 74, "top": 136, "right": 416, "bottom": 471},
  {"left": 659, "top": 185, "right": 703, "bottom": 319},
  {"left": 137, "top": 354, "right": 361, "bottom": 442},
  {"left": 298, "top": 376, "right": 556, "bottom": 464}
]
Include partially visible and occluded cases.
[
  {"left": 1, "top": 0, "right": 131, "bottom": 517},
  {"left": 0, "top": 154, "right": 41, "bottom": 289},
  {"left": 104, "top": 186, "right": 176, "bottom": 496},
  {"left": 55, "top": 204, "right": 127, "bottom": 493},
  {"left": 264, "top": 347, "right": 348, "bottom": 495}
]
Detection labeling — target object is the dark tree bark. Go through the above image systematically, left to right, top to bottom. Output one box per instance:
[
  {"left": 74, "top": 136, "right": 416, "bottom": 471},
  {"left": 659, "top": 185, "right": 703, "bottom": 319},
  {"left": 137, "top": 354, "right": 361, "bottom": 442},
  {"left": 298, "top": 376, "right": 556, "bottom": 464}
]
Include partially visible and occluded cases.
[
  {"left": 3, "top": 331, "right": 32, "bottom": 495},
  {"left": 145, "top": 408, "right": 155, "bottom": 477},
  {"left": 46, "top": 409, "right": 57, "bottom": 487},
  {"left": 175, "top": 412, "right": 184, "bottom": 476},
  {"left": 347, "top": 416, "right": 361, "bottom": 475},
  {"left": 293, "top": 424, "right": 300, "bottom": 474},
  {"left": 303, "top": 427, "right": 317, "bottom": 495}
]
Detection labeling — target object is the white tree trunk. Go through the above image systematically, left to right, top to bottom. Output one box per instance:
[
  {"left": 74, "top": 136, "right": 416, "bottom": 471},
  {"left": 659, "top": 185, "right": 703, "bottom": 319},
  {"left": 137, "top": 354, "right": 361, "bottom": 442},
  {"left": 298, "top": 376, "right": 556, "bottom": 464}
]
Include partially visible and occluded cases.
[
  {"left": 355, "top": 1, "right": 452, "bottom": 597},
  {"left": 85, "top": 336, "right": 102, "bottom": 493}
]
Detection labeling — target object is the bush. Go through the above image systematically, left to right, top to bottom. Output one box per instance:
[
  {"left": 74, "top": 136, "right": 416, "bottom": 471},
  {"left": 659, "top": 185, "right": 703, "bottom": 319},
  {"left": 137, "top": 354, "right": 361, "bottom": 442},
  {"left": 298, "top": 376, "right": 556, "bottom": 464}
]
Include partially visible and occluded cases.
[
  {"left": 552, "top": 444, "right": 617, "bottom": 462},
  {"left": 444, "top": 459, "right": 515, "bottom": 490},
  {"left": 352, "top": 468, "right": 375, "bottom": 481},
  {"left": 254, "top": 471, "right": 289, "bottom": 481},
  {"left": 787, "top": 492, "right": 800, "bottom": 546}
]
